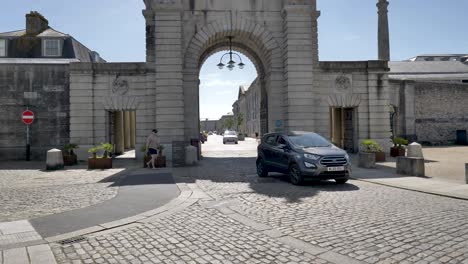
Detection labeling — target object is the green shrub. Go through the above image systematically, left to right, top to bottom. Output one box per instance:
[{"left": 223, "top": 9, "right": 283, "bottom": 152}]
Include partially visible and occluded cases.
[
  {"left": 393, "top": 137, "right": 409, "bottom": 147},
  {"left": 361, "top": 139, "right": 383, "bottom": 153},
  {"left": 64, "top": 143, "right": 79, "bottom": 155},
  {"left": 100, "top": 143, "right": 113, "bottom": 158},
  {"left": 100, "top": 143, "right": 113, "bottom": 153},
  {"left": 141, "top": 145, "right": 147, "bottom": 153},
  {"left": 88, "top": 146, "right": 100, "bottom": 158},
  {"left": 88, "top": 147, "right": 100, "bottom": 154}
]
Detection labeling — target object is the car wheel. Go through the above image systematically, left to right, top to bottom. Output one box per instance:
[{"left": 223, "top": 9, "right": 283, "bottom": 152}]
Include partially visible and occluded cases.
[
  {"left": 235, "top": 141, "right": 238, "bottom": 144},
  {"left": 257, "top": 159, "right": 268, "bottom": 178},
  {"left": 289, "top": 164, "right": 303, "bottom": 185},
  {"left": 335, "top": 178, "right": 348, "bottom": 184}
]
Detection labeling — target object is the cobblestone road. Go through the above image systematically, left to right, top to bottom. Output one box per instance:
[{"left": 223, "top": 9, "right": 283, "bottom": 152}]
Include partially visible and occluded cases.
[
  {"left": 50, "top": 136, "right": 468, "bottom": 263},
  {"left": 0, "top": 162, "right": 123, "bottom": 222}
]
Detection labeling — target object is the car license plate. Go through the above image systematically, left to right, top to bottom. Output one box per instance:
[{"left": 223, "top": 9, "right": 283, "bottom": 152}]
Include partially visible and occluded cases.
[{"left": 327, "top": 166, "right": 345, "bottom": 172}]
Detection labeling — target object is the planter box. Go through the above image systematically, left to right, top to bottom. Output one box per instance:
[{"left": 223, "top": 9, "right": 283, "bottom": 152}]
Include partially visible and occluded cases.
[
  {"left": 390, "top": 147, "right": 405, "bottom": 157},
  {"left": 358, "top": 152, "right": 376, "bottom": 168},
  {"left": 375, "top": 152, "right": 386, "bottom": 162},
  {"left": 63, "top": 154, "right": 77, "bottom": 166},
  {"left": 156, "top": 156, "right": 166, "bottom": 168},
  {"left": 88, "top": 158, "right": 112, "bottom": 170}
]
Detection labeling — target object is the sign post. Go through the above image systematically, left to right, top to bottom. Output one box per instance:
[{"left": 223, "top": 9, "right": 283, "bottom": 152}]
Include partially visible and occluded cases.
[{"left": 22, "top": 109, "right": 34, "bottom": 161}]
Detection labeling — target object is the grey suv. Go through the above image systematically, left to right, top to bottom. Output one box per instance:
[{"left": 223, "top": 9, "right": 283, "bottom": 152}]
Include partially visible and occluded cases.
[{"left": 256, "top": 131, "right": 351, "bottom": 185}]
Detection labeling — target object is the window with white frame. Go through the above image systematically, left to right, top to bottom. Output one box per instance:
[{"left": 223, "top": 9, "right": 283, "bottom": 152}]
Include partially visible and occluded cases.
[
  {"left": 0, "top": 39, "right": 6, "bottom": 57},
  {"left": 43, "top": 39, "right": 61, "bottom": 57}
]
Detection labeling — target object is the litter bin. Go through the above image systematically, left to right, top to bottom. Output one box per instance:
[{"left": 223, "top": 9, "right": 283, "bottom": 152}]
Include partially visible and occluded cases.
[
  {"left": 456, "top": 130, "right": 467, "bottom": 145},
  {"left": 190, "top": 138, "right": 201, "bottom": 160}
]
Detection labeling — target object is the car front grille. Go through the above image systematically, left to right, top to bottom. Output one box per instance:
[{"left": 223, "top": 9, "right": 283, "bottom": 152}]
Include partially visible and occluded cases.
[
  {"left": 320, "top": 156, "right": 347, "bottom": 167},
  {"left": 319, "top": 171, "right": 347, "bottom": 178}
]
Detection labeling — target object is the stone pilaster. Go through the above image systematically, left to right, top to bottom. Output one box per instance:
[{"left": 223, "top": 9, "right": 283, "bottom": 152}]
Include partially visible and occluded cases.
[
  {"left": 377, "top": 0, "right": 390, "bottom": 61},
  {"left": 282, "top": 4, "right": 320, "bottom": 131},
  {"left": 153, "top": 7, "right": 185, "bottom": 145},
  {"left": 143, "top": 10, "right": 156, "bottom": 64},
  {"left": 114, "top": 111, "right": 125, "bottom": 155},
  {"left": 124, "top": 111, "right": 131, "bottom": 150},
  {"left": 130, "top": 111, "right": 136, "bottom": 148}
]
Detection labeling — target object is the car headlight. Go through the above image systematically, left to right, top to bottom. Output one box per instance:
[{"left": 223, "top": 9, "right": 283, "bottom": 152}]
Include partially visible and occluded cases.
[
  {"left": 304, "top": 153, "right": 320, "bottom": 160},
  {"left": 345, "top": 153, "right": 350, "bottom": 161}
]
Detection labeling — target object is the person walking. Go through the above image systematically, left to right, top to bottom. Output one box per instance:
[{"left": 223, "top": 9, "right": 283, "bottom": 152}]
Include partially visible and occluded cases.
[{"left": 146, "top": 129, "right": 160, "bottom": 169}]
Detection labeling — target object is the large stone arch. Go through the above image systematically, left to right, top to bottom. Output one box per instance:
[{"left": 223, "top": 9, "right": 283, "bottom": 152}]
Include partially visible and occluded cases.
[{"left": 182, "top": 18, "right": 284, "bottom": 141}]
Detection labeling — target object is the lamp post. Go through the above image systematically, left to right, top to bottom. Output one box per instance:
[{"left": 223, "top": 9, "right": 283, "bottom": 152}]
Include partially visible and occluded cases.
[{"left": 216, "top": 36, "right": 245, "bottom": 71}]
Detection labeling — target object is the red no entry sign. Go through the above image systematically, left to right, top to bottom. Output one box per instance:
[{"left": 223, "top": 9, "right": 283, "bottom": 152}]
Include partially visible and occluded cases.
[{"left": 22, "top": 110, "right": 34, "bottom": 125}]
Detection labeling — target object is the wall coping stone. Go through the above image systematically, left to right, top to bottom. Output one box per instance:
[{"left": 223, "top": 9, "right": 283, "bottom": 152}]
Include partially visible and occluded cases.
[
  {"left": 320, "top": 60, "right": 389, "bottom": 73},
  {"left": 70, "top": 62, "right": 152, "bottom": 74}
]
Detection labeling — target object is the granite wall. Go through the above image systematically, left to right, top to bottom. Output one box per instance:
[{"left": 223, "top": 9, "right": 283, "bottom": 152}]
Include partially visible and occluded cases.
[
  {"left": 0, "top": 64, "right": 70, "bottom": 160},
  {"left": 389, "top": 80, "right": 468, "bottom": 145},
  {"left": 415, "top": 82, "right": 468, "bottom": 144}
]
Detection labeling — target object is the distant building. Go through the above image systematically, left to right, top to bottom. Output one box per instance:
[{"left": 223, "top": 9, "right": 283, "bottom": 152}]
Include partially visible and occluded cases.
[
  {"left": 0, "top": 11, "right": 105, "bottom": 160},
  {"left": 408, "top": 54, "right": 468, "bottom": 63},
  {"left": 389, "top": 56, "right": 468, "bottom": 144},
  {"left": 232, "top": 79, "right": 260, "bottom": 137},
  {"left": 218, "top": 113, "right": 234, "bottom": 132},
  {"left": 200, "top": 119, "right": 218, "bottom": 133}
]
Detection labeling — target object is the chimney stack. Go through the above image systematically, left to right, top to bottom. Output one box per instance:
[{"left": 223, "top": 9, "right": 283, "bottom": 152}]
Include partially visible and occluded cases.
[
  {"left": 377, "top": 0, "right": 390, "bottom": 61},
  {"left": 26, "top": 11, "right": 49, "bottom": 35}
]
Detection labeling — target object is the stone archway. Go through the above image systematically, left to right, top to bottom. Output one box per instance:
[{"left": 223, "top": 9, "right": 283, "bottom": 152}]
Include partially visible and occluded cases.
[
  {"left": 143, "top": 0, "right": 323, "bottom": 165},
  {"left": 182, "top": 18, "right": 284, "bottom": 141}
]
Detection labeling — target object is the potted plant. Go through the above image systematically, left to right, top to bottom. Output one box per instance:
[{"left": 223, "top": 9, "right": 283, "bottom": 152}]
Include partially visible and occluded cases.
[
  {"left": 391, "top": 137, "right": 408, "bottom": 157},
  {"left": 358, "top": 139, "right": 377, "bottom": 168},
  {"left": 362, "top": 139, "right": 386, "bottom": 162},
  {"left": 63, "top": 143, "right": 79, "bottom": 166},
  {"left": 101, "top": 143, "right": 113, "bottom": 158},
  {"left": 87, "top": 144, "right": 112, "bottom": 170},
  {"left": 156, "top": 145, "right": 166, "bottom": 168},
  {"left": 88, "top": 146, "right": 99, "bottom": 159}
]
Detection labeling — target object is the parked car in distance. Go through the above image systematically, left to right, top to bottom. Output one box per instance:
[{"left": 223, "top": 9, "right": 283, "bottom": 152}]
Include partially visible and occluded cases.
[
  {"left": 223, "top": 131, "right": 239, "bottom": 144},
  {"left": 256, "top": 131, "right": 351, "bottom": 185}
]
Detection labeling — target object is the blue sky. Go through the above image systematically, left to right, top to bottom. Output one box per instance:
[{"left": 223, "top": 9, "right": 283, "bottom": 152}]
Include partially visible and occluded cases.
[{"left": 1, "top": 1, "right": 467, "bottom": 119}]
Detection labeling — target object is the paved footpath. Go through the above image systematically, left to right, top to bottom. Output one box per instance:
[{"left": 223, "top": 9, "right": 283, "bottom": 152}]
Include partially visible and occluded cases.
[
  {"left": 2, "top": 136, "right": 468, "bottom": 263},
  {"left": 0, "top": 167, "right": 179, "bottom": 263}
]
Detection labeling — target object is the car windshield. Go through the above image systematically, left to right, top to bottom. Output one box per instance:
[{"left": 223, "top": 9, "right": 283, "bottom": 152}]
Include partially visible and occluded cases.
[
  {"left": 226, "top": 131, "right": 237, "bottom": 136},
  {"left": 288, "top": 133, "right": 331, "bottom": 148}
]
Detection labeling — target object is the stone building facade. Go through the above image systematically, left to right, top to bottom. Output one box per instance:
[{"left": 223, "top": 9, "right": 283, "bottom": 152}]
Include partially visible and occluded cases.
[
  {"left": 64, "top": 0, "right": 393, "bottom": 163},
  {"left": 2, "top": 1, "right": 395, "bottom": 162},
  {"left": 0, "top": 12, "right": 104, "bottom": 160},
  {"left": 389, "top": 58, "right": 468, "bottom": 145},
  {"left": 233, "top": 79, "right": 261, "bottom": 138},
  {"left": 200, "top": 119, "right": 218, "bottom": 133}
]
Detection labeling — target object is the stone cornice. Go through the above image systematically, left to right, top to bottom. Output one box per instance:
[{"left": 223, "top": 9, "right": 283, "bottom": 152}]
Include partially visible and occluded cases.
[
  {"left": 146, "top": 0, "right": 182, "bottom": 11},
  {"left": 282, "top": 5, "right": 319, "bottom": 18},
  {"left": 319, "top": 60, "right": 389, "bottom": 73},
  {"left": 70, "top": 63, "right": 153, "bottom": 74}
]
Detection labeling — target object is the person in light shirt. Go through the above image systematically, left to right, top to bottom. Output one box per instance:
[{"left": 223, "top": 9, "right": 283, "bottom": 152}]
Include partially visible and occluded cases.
[{"left": 146, "top": 129, "right": 160, "bottom": 169}]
